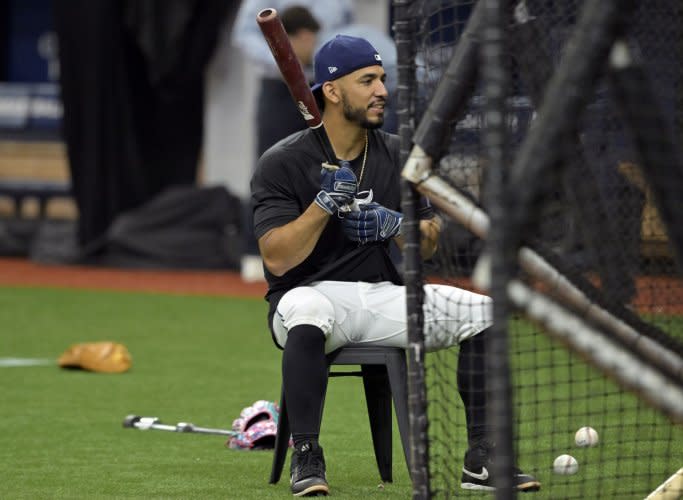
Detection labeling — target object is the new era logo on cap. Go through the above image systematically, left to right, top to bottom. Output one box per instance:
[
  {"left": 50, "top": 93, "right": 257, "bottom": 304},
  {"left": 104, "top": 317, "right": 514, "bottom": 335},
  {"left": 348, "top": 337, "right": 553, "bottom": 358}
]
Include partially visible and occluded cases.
[{"left": 311, "top": 35, "right": 383, "bottom": 92}]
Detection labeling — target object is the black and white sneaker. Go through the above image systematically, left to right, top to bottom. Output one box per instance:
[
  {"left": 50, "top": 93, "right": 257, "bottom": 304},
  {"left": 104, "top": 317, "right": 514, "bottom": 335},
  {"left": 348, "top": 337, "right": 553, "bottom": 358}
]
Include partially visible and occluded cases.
[
  {"left": 290, "top": 441, "right": 329, "bottom": 497},
  {"left": 461, "top": 441, "right": 541, "bottom": 492}
]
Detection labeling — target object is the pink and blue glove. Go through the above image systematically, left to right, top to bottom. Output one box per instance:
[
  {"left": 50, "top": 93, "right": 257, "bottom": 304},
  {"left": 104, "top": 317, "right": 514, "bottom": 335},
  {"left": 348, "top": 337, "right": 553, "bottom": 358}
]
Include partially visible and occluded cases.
[
  {"left": 314, "top": 161, "right": 358, "bottom": 215},
  {"left": 342, "top": 202, "right": 403, "bottom": 244}
]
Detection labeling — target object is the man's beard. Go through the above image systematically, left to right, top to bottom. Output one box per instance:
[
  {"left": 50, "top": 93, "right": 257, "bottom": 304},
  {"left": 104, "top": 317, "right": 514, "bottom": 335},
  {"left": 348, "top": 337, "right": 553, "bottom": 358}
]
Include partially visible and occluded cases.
[{"left": 341, "top": 92, "right": 385, "bottom": 129}]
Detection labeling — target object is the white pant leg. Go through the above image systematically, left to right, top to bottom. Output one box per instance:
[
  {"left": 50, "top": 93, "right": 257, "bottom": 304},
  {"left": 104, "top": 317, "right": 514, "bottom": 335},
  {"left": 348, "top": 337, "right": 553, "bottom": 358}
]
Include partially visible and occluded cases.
[
  {"left": 273, "top": 281, "right": 492, "bottom": 353},
  {"left": 343, "top": 282, "right": 492, "bottom": 350},
  {"left": 422, "top": 284, "right": 493, "bottom": 350},
  {"left": 272, "top": 286, "right": 337, "bottom": 350}
]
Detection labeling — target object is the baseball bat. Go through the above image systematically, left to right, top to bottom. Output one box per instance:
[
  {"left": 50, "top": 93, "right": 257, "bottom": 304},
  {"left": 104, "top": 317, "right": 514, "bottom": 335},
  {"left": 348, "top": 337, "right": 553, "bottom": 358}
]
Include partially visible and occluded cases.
[
  {"left": 256, "top": 8, "right": 337, "bottom": 164},
  {"left": 123, "top": 414, "right": 237, "bottom": 436},
  {"left": 646, "top": 468, "right": 683, "bottom": 500}
]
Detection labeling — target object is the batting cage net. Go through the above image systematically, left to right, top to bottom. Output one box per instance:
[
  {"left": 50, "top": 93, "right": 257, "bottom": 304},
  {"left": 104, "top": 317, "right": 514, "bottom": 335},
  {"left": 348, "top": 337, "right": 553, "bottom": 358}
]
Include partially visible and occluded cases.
[{"left": 394, "top": 0, "right": 683, "bottom": 498}]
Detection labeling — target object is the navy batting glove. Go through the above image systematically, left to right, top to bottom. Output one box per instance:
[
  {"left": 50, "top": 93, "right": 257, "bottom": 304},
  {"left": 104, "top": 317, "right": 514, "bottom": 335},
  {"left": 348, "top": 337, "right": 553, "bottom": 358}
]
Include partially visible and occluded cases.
[
  {"left": 314, "top": 161, "right": 358, "bottom": 215},
  {"left": 342, "top": 202, "right": 403, "bottom": 244}
]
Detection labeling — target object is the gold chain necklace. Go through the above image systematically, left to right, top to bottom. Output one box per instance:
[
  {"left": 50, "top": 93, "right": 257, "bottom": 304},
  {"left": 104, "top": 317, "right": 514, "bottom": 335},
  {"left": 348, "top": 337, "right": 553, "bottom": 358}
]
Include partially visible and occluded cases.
[{"left": 357, "top": 131, "right": 369, "bottom": 187}]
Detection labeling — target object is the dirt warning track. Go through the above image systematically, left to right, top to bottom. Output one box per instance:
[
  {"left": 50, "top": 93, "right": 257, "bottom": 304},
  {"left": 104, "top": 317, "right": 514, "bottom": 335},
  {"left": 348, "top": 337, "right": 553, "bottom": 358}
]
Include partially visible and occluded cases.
[{"left": 0, "top": 258, "right": 267, "bottom": 299}]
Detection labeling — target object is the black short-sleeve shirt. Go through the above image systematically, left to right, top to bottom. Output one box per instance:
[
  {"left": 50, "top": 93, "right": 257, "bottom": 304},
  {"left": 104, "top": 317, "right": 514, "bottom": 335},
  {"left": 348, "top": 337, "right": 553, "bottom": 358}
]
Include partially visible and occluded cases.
[{"left": 251, "top": 128, "right": 413, "bottom": 327}]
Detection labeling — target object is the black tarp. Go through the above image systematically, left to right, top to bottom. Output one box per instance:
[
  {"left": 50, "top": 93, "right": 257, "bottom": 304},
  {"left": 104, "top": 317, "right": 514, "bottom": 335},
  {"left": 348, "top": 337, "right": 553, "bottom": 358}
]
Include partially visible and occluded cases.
[
  {"left": 53, "top": 0, "right": 240, "bottom": 249},
  {"left": 24, "top": 185, "right": 243, "bottom": 270},
  {"left": 81, "top": 185, "right": 243, "bottom": 269}
]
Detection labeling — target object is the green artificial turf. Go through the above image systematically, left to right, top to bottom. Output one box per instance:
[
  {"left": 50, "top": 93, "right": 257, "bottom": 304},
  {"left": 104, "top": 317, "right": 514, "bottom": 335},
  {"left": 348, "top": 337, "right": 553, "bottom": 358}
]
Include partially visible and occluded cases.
[
  {"left": 1, "top": 286, "right": 681, "bottom": 499},
  {"left": 0, "top": 287, "right": 411, "bottom": 499},
  {"left": 424, "top": 316, "right": 683, "bottom": 499}
]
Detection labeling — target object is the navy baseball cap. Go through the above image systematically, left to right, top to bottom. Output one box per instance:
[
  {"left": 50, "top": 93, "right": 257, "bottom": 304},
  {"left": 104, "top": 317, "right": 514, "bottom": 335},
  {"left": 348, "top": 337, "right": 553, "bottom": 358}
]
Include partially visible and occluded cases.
[{"left": 311, "top": 35, "right": 383, "bottom": 93}]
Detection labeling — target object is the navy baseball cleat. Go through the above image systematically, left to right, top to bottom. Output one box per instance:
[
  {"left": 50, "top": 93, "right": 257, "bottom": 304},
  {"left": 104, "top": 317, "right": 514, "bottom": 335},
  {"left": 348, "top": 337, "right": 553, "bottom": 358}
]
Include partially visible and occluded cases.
[
  {"left": 290, "top": 441, "right": 329, "bottom": 497},
  {"left": 461, "top": 441, "right": 541, "bottom": 492}
]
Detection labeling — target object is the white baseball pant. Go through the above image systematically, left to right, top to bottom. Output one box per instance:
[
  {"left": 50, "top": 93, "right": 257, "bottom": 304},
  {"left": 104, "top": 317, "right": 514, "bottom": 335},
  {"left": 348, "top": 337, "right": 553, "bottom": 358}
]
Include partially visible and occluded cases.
[{"left": 272, "top": 280, "right": 493, "bottom": 353}]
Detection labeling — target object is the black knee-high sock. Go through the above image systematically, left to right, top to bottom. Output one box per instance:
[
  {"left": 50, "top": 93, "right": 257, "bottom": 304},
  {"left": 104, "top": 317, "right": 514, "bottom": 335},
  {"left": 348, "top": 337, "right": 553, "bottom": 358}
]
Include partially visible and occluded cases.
[
  {"left": 282, "top": 325, "right": 328, "bottom": 447},
  {"left": 457, "top": 328, "right": 489, "bottom": 447}
]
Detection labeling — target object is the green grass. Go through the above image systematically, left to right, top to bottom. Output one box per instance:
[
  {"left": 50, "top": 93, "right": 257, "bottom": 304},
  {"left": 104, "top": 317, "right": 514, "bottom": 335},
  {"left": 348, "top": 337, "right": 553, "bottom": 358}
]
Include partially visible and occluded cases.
[
  {"left": 2, "top": 286, "right": 681, "bottom": 499},
  {"left": 0, "top": 287, "right": 411, "bottom": 499},
  {"left": 425, "top": 317, "right": 683, "bottom": 499},
  {"left": 510, "top": 318, "right": 683, "bottom": 499}
]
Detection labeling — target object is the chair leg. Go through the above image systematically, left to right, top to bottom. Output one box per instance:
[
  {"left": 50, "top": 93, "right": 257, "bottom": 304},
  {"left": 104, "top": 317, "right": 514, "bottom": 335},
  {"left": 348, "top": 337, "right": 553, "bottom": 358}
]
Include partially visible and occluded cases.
[
  {"left": 385, "top": 352, "right": 411, "bottom": 473},
  {"left": 362, "top": 364, "right": 393, "bottom": 483},
  {"left": 270, "top": 385, "right": 290, "bottom": 484}
]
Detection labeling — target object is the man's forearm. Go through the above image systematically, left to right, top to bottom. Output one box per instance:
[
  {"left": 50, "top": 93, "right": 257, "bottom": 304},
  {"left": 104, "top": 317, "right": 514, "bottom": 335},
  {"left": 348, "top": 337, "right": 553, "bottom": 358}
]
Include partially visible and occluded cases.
[
  {"left": 258, "top": 203, "right": 330, "bottom": 276},
  {"left": 393, "top": 216, "right": 441, "bottom": 260},
  {"left": 418, "top": 217, "right": 440, "bottom": 259}
]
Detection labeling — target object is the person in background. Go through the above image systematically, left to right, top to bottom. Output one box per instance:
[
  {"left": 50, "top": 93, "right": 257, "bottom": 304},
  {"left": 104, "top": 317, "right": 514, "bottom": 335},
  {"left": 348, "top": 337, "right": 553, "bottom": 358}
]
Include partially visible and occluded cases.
[
  {"left": 232, "top": 0, "right": 354, "bottom": 157},
  {"left": 255, "top": 6, "right": 321, "bottom": 157}
]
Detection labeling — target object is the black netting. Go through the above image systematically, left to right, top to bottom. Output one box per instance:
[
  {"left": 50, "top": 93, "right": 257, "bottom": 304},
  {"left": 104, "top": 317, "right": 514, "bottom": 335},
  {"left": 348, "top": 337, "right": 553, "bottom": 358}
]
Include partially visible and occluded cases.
[{"left": 399, "top": 0, "right": 683, "bottom": 498}]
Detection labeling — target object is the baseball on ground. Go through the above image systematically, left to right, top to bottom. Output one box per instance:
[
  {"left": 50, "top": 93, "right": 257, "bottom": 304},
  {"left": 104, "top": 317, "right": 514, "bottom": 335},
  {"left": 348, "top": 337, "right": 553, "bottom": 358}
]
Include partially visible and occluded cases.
[
  {"left": 575, "top": 426, "right": 599, "bottom": 447},
  {"left": 553, "top": 454, "right": 579, "bottom": 475}
]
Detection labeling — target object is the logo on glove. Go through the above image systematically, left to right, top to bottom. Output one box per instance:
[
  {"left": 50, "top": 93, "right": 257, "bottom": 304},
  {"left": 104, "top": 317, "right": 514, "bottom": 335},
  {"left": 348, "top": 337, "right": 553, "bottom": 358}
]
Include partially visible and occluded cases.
[
  {"left": 314, "top": 162, "right": 358, "bottom": 216},
  {"left": 342, "top": 199, "right": 403, "bottom": 244}
]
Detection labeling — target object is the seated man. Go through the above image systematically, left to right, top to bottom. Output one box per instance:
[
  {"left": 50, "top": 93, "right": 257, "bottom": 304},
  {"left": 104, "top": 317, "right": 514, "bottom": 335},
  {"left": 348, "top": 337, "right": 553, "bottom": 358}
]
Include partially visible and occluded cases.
[{"left": 250, "top": 34, "right": 541, "bottom": 497}]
